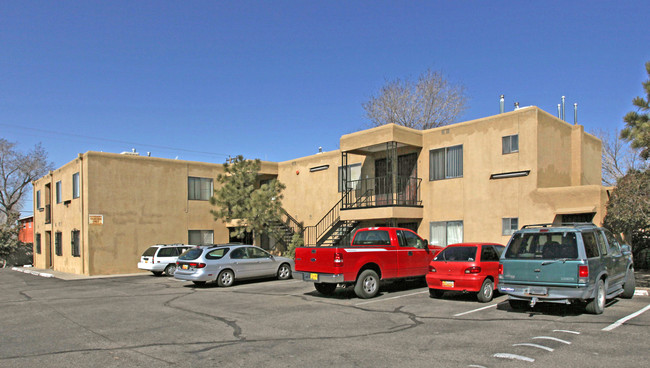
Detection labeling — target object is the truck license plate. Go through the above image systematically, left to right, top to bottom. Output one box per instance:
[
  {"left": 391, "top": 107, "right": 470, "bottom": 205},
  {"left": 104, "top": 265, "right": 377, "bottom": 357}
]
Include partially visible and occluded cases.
[
  {"left": 309, "top": 273, "right": 319, "bottom": 281},
  {"left": 442, "top": 281, "right": 454, "bottom": 288},
  {"left": 527, "top": 287, "right": 548, "bottom": 296}
]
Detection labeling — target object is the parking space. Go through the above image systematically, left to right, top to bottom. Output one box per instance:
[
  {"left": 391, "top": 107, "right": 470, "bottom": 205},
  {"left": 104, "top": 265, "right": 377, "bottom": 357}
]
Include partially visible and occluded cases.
[{"left": 1, "top": 269, "right": 648, "bottom": 367}]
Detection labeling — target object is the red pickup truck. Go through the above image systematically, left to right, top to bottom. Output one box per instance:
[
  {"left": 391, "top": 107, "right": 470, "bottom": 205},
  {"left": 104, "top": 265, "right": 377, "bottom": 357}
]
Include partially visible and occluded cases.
[{"left": 294, "top": 227, "right": 441, "bottom": 298}]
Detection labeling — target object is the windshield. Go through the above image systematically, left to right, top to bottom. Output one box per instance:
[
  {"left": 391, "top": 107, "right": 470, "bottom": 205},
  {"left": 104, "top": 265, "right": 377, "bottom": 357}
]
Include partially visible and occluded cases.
[
  {"left": 504, "top": 232, "right": 578, "bottom": 260},
  {"left": 434, "top": 246, "right": 477, "bottom": 262},
  {"left": 141, "top": 247, "right": 157, "bottom": 257},
  {"left": 178, "top": 248, "right": 203, "bottom": 261}
]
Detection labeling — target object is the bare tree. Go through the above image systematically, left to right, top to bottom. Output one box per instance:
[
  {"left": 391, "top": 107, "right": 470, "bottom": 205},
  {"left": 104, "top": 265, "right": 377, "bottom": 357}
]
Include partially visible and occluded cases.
[
  {"left": 362, "top": 69, "right": 469, "bottom": 130},
  {"left": 594, "top": 129, "right": 648, "bottom": 186},
  {"left": 0, "top": 139, "right": 54, "bottom": 220}
]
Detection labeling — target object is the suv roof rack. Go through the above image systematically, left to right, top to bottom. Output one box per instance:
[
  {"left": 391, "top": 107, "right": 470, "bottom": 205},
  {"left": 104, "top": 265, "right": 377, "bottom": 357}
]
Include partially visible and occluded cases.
[{"left": 520, "top": 222, "right": 597, "bottom": 229}]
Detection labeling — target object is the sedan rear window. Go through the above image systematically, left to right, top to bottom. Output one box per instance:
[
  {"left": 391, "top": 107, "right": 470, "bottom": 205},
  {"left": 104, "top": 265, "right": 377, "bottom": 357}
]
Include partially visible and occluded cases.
[
  {"left": 505, "top": 232, "right": 578, "bottom": 260},
  {"left": 434, "top": 246, "right": 477, "bottom": 262},
  {"left": 141, "top": 247, "right": 157, "bottom": 257},
  {"left": 179, "top": 248, "right": 203, "bottom": 261}
]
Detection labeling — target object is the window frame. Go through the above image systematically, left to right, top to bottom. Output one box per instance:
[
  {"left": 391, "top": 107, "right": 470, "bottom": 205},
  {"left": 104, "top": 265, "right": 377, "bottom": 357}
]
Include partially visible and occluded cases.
[
  {"left": 502, "top": 134, "right": 519, "bottom": 154},
  {"left": 429, "top": 145, "right": 463, "bottom": 181},
  {"left": 338, "top": 163, "right": 361, "bottom": 192},
  {"left": 72, "top": 172, "right": 80, "bottom": 199},
  {"left": 188, "top": 177, "right": 214, "bottom": 201},
  {"left": 36, "top": 190, "right": 41, "bottom": 209},
  {"left": 502, "top": 218, "right": 519, "bottom": 236},
  {"left": 429, "top": 220, "right": 464, "bottom": 246},
  {"left": 71, "top": 230, "right": 80, "bottom": 257},
  {"left": 188, "top": 230, "right": 214, "bottom": 245},
  {"left": 55, "top": 231, "right": 63, "bottom": 256},
  {"left": 35, "top": 233, "right": 42, "bottom": 254}
]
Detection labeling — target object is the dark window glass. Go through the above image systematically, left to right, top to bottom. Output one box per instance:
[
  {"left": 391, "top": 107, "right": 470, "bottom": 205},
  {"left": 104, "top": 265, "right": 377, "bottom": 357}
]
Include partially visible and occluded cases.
[
  {"left": 429, "top": 145, "right": 463, "bottom": 181},
  {"left": 72, "top": 173, "right": 80, "bottom": 199},
  {"left": 188, "top": 177, "right": 213, "bottom": 200},
  {"left": 71, "top": 230, "right": 80, "bottom": 257},
  {"left": 352, "top": 230, "right": 391, "bottom": 246},
  {"left": 595, "top": 231, "right": 608, "bottom": 256},
  {"left": 55, "top": 232, "right": 62, "bottom": 256},
  {"left": 505, "top": 232, "right": 577, "bottom": 260},
  {"left": 582, "top": 232, "right": 600, "bottom": 258},
  {"left": 35, "top": 233, "right": 42, "bottom": 254},
  {"left": 481, "top": 245, "right": 499, "bottom": 262},
  {"left": 434, "top": 246, "right": 477, "bottom": 262},
  {"left": 142, "top": 247, "right": 157, "bottom": 257},
  {"left": 247, "top": 247, "right": 270, "bottom": 258},
  {"left": 157, "top": 248, "right": 177, "bottom": 257},
  {"left": 179, "top": 248, "right": 203, "bottom": 260},
  {"left": 206, "top": 248, "right": 228, "bottom": 260},
  {"left": 230, "top": 248, "right": 247, "bottom": 259}
]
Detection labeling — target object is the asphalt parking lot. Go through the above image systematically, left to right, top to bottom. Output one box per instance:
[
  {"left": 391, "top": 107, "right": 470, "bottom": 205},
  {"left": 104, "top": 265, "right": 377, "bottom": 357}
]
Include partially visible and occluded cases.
[{"left": 1, "top": 268, "right": 649, "bottom": 368}]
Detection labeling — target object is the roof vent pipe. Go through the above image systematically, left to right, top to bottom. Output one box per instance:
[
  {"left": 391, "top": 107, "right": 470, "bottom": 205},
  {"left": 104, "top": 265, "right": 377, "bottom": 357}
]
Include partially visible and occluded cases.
[
  {"left": 500, "top": 95, "right": 505, "bottom": 114},
  {"left": 561, "top": 96, "right": 566, "bottom": 121},
  {"left": 574, "top": 103, "right": 578, "bottom": 125},
  {"left": 557, "top": 104, "right": 561, "bottom": 118}
]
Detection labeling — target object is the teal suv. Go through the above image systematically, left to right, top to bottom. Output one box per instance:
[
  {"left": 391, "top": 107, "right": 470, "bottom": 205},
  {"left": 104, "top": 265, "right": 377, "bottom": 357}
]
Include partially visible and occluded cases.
[{"left": 498, "top": 223, "right": 635, "bottom": 314}]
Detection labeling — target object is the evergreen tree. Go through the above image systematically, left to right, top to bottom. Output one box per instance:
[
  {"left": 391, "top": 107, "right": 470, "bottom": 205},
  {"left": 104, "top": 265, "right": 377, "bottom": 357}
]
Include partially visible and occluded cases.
[{"left": 621, "top": 61, "right": 650, "bottom": 160}]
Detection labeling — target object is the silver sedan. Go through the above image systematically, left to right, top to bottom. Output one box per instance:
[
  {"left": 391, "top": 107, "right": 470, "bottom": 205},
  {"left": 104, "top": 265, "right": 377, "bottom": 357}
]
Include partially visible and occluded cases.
[{"left": 174, "top": 244, "right": 294, "bottom": 287}]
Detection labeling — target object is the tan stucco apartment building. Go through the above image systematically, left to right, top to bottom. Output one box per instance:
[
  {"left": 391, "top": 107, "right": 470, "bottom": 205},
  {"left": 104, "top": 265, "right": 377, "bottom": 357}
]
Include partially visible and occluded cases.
[{"left": 32, "top": 107, "right": 609, "bottom": 275}]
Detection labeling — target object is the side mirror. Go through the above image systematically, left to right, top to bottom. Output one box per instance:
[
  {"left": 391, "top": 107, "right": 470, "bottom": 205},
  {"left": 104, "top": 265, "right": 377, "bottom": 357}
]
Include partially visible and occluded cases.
[{"left": 620, "top": 244, "right": 632, "bottom": 256}]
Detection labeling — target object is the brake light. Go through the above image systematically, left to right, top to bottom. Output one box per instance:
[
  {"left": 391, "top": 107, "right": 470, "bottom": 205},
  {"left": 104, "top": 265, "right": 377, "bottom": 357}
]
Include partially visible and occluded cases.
[
  {"left": 334, "top": 252, "right": 343, "bottom": 267},
  {"left": 189, "top": 263, "right": 206, "bottom": 268},
  {"left": 498, "top": 264, "right": 503, "bottom": 275},
  {"left": 429, "top": 265, "right": 437, "bottom": 273},
  {"left": 579, "top": 265, "right": 589, "bottom": 278},
  {"left": 464, "top": 266, "right": 481, "bottom": 274}
]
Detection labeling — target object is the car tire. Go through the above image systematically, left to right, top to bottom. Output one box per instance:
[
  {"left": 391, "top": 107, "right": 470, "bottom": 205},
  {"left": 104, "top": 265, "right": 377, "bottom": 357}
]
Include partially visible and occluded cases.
[
  {"left": 277, "top": 263, "right": 292, "bottom": 280},
  {"left": 164, "top": 264, "right": 177, "bottom": 276},
  {"left": 621, "top": 268, "right": 636, "bottom": 299},
  {"left": 217, "top": 269, "right": 235, "bottom": 287},
  {"left": 354, "top": 269, "right": 379, "bottom": 299},
  {"left": 152, "top": 271, "right": 163, "bottom": 276},
  {"left": 586, "top": 278, "right": 606, "bottom": 314},
  {"left": 477, "top": 279, "right": 494, "bottom": 303},
  {"left": 192, "top": 281, "right": 206, "bottom": 286},
  {"left": 314, "top": 282, "right": 337, "bottom": 295},
  {"left": 429, "top": 288, "right": 444, "bottom": 298},
  {"left": 508, "top": 299, "right": 528, "bottom": 311}
]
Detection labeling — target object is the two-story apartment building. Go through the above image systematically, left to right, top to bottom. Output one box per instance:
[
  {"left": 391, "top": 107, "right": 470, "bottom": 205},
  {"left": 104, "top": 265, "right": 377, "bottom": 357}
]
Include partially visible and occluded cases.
[{"left": 32, "top": 106, "right": 609, "bottom": 275}]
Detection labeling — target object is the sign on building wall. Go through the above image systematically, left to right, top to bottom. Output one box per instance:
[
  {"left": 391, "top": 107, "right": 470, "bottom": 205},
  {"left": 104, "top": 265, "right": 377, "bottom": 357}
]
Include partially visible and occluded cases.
[{"left": 89, "top": 214, "right": 103, "bottom": 225}]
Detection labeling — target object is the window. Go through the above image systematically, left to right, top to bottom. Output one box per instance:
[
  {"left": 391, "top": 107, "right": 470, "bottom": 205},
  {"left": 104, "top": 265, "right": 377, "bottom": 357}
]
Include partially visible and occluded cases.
[
  {"left": 502, "top": 134, "right": 519, "bottom": 154},
  {"left": 429, "top": 145, "right": 463, "bottom": 181},
  {"left": 338, "top": 163, "right": 361, "bottom": 192},
  {"left": 72, "top": 173, "right": 80, "bottom": 199},
  {"left": 188, "top": 177, "right": 213, "bottom": 200},
  {"left": 56, "top": 181, "right": 62, "bottom": 204},
  {"left": 36, "top": 190, "right": 41, "bottom": 209},
  {"left": 502, "top": 218, "right": 519, "bottom": 235},
  {"left": 429, "top": 221, "right": 463, "bottom": 246},
  {"left": 603, "top": 229, "right": 622, "bottom": 256},
  {"left": 71, "top": 230, "right": 80, "bottom": 257},
  {"left": 188, "top": 230, "right": 214, "bottom": 245},
  {"left": 352, "top": 230, "right": 391, "bottom": 245},
  {"left": 397, "top": 230, "right": 427, "bottom": 249},
  {"left": 595, "top": 231, "right": 608, "bottom": 256},
  {"left": 55, "top": 232, "right": 62, "bottom": 256},
  {"left": 582, "top": 232, "right": 600, "bottom": 258},
  {"left": 35, "top": 233, "right": 41, "bottom": 254},
  {"left": 481, "top": 245, "right": 500, "bottom": 262},
  {"left": 435, "top": 246, "right": 477, "bottom": 261},
  {"left": 157, "top": 247, "right": 177, "bottom": 257},
  {"left": 230, "top": 247, "right": 247, "bottom": 259},
  {"left": 248, "top": 247, "right": 271, "bottom": 258},
  {"left": 206, "top": 248, "right": 229, "bottom": 260}
]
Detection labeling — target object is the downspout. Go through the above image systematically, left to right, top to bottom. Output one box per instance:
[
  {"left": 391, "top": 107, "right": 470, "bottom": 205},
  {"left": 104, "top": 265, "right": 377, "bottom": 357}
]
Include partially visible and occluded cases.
[{"left": 79, "top": 154, "right": 86, "bottom": 275}]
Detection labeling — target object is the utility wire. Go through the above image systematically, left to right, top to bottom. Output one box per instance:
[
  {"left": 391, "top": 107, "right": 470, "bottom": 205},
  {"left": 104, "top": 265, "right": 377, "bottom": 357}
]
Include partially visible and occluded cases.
[{"left": 0, "top": 123, "right": 230, "bottom": 158}]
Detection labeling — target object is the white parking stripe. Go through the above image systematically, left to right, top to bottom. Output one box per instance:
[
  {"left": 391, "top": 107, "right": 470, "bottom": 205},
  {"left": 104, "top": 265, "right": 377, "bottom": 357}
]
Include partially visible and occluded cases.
[
  {"left": 355, "top": 290, "right": 428, "bottom": 306},
  {"left": 453, "top": 303, "right": 498, "bottom": 317},
  {"left": 602, "top": 303, "right": 650, "bottom": 331},
  {"left": 553, "top": 329, "right": 580, "bottom": 335},
  {"left": 533, "top": 336, "right": 571, "bottom": 344},
  {"left": 513, "top": 343, "right": 554, "bottom": 352},
  {"left": 493, "top": 353, "right": 535, "bottom": 362},
  {"left": 468, "top": 365, "right": 487, "bottom": 368}
]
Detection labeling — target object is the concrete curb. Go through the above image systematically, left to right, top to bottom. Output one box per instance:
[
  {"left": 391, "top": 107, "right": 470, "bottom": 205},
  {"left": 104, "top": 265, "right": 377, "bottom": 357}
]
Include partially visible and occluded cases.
[
  {"left": 10, "top": 266, "right": 147, "bottom": 280},
  {"left": 11, "top": 267, "right": 54, "bottom": 278}
]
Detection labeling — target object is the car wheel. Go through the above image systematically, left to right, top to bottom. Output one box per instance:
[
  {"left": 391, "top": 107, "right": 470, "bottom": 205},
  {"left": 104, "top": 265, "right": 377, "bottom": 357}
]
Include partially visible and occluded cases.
[
  {"left": 277, "top": 263, "right": 292, "bottom": 280},
  {"left": 164, "top": 264, "right": 177, "bottom": 276},
  {"left": 621, "top": 267, "right": 636, "bottom": 299},
  {"left": 354, "top": 269, "right": 379, "bottom": 299},
  {"left": 217, "top": 270, "right": 235, "bottom": 287},
  {"left": 152, "top": 271, "right": 163, "bottom": 276},
  {"left": 586, "top": 278, "right": 606, "bottom": 314},
  {"left": 477, "top": 279, "right": 494, "bottom": 303},
  {"left": 192, "top": 281, "right": 206, "bottom": 286},
  {"left": 314, "top": 282, "right": 337, "bottom": 295},
  {"left": 429, "top": 288, "right": 444, "bottom": 298},
  {"left": 508, "top": 299, "right": 528, "bottom": 311}
]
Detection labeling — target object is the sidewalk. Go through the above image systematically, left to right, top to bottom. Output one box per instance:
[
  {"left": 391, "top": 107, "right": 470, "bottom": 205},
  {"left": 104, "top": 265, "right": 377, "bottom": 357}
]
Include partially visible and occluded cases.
[{"left": 9, "top": 266, "right": 146, "bottom": 280}]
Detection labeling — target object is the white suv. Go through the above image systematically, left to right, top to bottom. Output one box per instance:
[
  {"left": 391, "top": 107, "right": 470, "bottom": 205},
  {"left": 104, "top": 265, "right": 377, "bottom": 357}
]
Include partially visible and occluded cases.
[{"left": 138, "top": 244, "right": 193, "bottom": 276}]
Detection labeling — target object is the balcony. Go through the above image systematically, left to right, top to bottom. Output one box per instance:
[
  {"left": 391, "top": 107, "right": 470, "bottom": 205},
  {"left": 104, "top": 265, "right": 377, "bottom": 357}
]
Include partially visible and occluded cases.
[{"left": 342, "top": 176, "right": 422, "bottom": 210}]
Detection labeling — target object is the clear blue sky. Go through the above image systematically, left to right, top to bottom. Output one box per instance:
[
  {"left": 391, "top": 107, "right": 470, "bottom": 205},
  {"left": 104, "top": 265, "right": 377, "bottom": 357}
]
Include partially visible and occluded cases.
[{"left": 2, "top": 1, "right": 649, "bottom": 213}]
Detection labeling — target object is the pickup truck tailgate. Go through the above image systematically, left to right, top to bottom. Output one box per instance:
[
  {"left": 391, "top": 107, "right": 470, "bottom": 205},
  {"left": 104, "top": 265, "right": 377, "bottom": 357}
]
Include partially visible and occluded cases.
[{"left": 295, "top": 247, "right": 339, "bottom": 274}]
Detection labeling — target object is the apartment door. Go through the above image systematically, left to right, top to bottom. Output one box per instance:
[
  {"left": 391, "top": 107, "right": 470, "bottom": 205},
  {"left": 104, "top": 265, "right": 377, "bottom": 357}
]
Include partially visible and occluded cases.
[
  {"left": 397, "top": 153, "right": 418, "bottom": 205},
  {"left": 45, "top": 231, "right": 52, "bottom": 268}
]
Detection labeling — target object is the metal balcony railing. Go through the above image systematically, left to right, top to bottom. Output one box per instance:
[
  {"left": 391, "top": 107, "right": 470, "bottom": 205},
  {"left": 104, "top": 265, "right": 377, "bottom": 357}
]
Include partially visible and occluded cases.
[{"left": 342, "top": 176, "right": 422, "bottom": 209}]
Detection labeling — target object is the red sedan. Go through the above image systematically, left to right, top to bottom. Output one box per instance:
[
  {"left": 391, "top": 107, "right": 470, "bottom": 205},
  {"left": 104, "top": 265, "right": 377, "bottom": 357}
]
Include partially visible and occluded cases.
[{"left": 426, "top": 242, "right": 505, "bottom": 302}]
